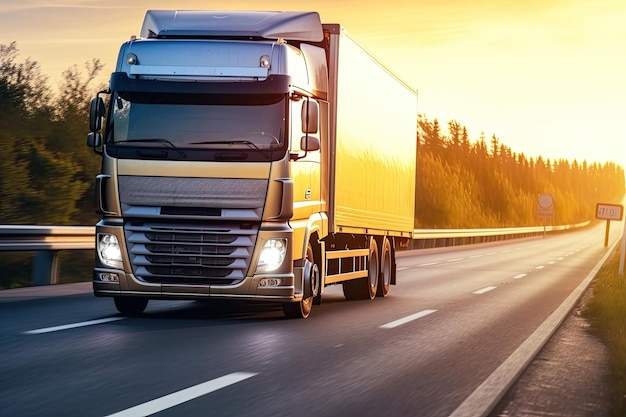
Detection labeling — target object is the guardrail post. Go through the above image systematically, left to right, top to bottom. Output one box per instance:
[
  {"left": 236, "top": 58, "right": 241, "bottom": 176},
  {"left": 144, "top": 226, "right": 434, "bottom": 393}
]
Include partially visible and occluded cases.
[{"left": 32, "top": 251, "right": 59, "bottom": 286}]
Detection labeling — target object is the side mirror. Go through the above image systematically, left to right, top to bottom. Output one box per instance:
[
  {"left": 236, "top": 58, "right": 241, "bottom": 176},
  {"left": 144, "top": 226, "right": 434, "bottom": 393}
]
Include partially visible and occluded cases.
[
  {"left": 89, "top": 97, "right": 106, "bottom": 132},
  {"left": 301, "top": 99, "right": 319, "bottom": 134},
  {"left": 87, "top": 132, "right": 102, "bottom": 148},
  {"left": 291, "top": 135, "right": 320, "bottom": 161},
  {"left": 300, "top": 135, "right": 320, "bottom": 152}
]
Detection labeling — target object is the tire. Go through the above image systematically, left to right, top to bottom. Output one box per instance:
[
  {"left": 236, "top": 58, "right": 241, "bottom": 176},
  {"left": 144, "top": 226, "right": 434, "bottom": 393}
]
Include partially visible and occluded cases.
[
  {"left": 343, "top": 237, "right": 378, "bottom": 300},
  {"left": 377, "top": 237, "right": 392, "bottom": 297},
  {"left": 283, "top": 243, "right": 318, "bottom": 319},
  {"left": 114, "top": 296, "right": 148, "bottom": 316},
  {"left": 282, "top": 296, "right": 313, "bottom": 319}
]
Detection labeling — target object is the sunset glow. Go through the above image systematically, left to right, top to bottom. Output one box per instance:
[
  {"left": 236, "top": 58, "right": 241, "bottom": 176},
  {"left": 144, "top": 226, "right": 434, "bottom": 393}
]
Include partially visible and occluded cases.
[{"left": 1, "top": 0, "right": 625, "bottom": 167}]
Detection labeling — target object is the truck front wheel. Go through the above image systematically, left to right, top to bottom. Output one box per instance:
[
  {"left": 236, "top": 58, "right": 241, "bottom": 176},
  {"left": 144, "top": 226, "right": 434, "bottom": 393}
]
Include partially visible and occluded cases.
[
  {"left": 282, "top": 243, "right": 317, "bottom": 319},
  {"left": 114, "top": 297, "right": 148, "bottom": 316}
]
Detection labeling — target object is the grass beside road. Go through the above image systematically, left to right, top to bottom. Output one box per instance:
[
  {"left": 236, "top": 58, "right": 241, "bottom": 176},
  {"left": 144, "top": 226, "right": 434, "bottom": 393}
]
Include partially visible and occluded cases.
[{"left": 584, "top": 245, "right": 626, "bottom": 417}]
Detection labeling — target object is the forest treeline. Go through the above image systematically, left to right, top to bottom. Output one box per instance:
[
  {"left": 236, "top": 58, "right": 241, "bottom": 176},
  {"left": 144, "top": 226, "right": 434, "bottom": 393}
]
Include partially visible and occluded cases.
[
  {"left": 1, "top": 42, "right": 624, "bottom": 229},
  {"left": 415, "top": 117, "right": 625, "bottom": 228}
]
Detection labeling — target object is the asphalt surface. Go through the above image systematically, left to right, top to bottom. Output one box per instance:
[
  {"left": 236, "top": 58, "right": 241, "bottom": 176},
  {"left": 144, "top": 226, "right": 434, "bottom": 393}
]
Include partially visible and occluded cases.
[
  {"left": 0, "top": 229, "right": 608, "bottom": 417},
  {"left": 0, "top": 279, "right": 611, "bottom": 417}
]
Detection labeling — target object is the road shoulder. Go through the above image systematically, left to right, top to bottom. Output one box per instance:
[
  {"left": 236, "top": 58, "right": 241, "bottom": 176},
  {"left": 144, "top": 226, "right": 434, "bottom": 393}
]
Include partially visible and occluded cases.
[
  {"left": 0, "top": 281, "right": 92, "bottom": 303},
  {"left": 489, "top": 288, "right": 610, "bottom": 417}
]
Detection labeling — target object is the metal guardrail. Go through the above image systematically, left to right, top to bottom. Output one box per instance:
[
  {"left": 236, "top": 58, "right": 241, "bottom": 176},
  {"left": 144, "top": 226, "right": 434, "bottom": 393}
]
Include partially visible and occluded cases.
[
  {"left": 0, "top": 221, "right": 591, "bottom": 286},
  {"left": 409, "top": 221, "right": 591, "bottom": 249},
  {"left": 413, "top": 222, "right": 589, "bottom": 239},
  {"left": 0, "top": 225, "right": 94, "bottom": 286},
  {"left": 0, "top": 225, "right": 95, "bottom": 251}
]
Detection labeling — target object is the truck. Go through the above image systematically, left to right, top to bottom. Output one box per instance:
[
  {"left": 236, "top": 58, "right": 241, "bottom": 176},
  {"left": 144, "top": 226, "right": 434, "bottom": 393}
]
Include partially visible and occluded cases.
[{"left": 87, "top": 10, "right": 417, "bottom": 318}]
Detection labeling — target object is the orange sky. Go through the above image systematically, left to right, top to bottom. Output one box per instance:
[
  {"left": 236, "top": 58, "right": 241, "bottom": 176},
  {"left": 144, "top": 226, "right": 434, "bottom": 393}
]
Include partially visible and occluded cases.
[{"left": 2, "top": 0, "right": 626, "bottom": 168}]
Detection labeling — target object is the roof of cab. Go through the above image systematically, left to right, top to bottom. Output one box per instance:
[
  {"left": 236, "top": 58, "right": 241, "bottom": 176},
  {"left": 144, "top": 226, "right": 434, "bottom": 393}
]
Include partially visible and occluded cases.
[{"left": 140, "top": 10, "right": 324, "bottom": 42}]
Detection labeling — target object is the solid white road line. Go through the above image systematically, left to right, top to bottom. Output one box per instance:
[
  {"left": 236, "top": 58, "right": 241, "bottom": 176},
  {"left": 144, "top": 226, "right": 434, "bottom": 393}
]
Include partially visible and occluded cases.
[
  {"left": 473, "top": 286, "right": 496, "bottom": 295},
  {"left": 380, "top": 309, "right": 437, "bottom": 329},
  {"left": 23, "top": 317, "right": 125, "bottom": 334},
  {"left": 104, "top": 372, "right": 258, "bottom": 417}
]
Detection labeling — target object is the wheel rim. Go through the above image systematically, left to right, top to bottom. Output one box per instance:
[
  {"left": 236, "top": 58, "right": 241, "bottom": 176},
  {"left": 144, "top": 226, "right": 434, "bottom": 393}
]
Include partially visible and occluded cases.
[
  {"left": 368, "top": 238, "right": 378, "bottom": 299},
  {"left": 379, "top": 239, "right": 392, "bottom": 296}
]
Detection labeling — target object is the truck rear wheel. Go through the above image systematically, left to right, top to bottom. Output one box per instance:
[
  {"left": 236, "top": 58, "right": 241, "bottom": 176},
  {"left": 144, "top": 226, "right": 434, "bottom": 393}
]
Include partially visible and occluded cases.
[
  {"left": 343, "top": 237, "right": 379, "bottom": 300},
  {"left": 377, "top": 237, "right": 392, "bottom": 297},
  {"left": 114, "top": 296, "right": 148, "bottom": 316}
]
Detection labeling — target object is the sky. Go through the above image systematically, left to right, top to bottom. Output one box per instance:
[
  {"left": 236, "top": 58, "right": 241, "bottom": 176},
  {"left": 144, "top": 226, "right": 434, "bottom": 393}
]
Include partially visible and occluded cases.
[{"left": 2, "top": 0, "right": 626, "bottom": 168}]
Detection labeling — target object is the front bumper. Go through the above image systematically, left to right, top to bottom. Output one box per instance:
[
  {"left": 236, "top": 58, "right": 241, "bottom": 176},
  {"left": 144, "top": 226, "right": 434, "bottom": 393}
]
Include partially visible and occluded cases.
[{"left": 93, "top": 268, "right": 301, "bottom": 303}]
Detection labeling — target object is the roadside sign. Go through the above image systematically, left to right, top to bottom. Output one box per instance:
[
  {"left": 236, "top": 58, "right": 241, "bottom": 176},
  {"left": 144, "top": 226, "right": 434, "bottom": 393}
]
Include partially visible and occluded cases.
[
  {"left": 537, "top": 194, "right": 554, "bottom": 219},
  {"left": 538, "top": 194, "right": 554, "bottom": 209},
  {"left": 596, "top": 203, "right": 624, "bottom": 221},
  {"left": 596, "top": 203, "right": 623, "bottom": 248}
]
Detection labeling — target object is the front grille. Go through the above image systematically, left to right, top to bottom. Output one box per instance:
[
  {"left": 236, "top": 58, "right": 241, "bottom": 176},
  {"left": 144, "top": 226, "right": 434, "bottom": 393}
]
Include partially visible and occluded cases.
[{"left": 125, "top": 221, "right": 258, "bottom": 285}]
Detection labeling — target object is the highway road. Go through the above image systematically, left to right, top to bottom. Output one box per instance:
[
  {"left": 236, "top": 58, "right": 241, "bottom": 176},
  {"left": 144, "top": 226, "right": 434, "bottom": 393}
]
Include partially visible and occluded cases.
[{"left": 0, "top": 221, "right": 622, "bottom": 417}]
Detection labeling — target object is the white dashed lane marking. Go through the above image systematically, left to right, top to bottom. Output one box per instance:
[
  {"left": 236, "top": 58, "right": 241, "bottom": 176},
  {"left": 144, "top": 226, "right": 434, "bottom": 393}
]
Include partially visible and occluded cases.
[
  {"left": 446, "top": 258, "right": 464, "bottom": 263},
  {"left": 473, "top": 286, "right": 497, "bottom": 295},
  {"left": 380, "top": 310, "right": 437, "bottom": 329},
  {"left": 23, "top": 317, "right": 125, "bottom": 335},
  {"left": 103, "top": 372, "right": 258, "bottom": 417}
]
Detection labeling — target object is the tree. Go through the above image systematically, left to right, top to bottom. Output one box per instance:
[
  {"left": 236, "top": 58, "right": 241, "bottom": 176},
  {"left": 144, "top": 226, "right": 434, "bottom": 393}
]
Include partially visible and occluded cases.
[
  {"left": 0, "top": 42, "right": 102, "bottom": 225},
  {"left": 0, "top": 42, "right": 52, "bottom": 118},
  {"left": 0, "top": 42, "right": 54, "bottom": 223},
  {"left": 48, "top": 59, "right": 105, "bottom": 224},
  {"left": 418, "top": 114, "right": 444, "bottom": 151},
  {"left": 490, "top": 134, "right": 500, "bottom": 158}
]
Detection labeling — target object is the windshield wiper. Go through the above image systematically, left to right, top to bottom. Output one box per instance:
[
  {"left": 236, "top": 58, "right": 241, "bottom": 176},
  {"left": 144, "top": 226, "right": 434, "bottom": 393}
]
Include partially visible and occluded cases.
[
  {"left": 190, "top": 132, "right": 280, "bottom": 149},
  {"left": 114, "top": 138, "right": 187, "bottom": 158},
  {"left": 188, "top": 140, "right": 260, "bottom": 149}
]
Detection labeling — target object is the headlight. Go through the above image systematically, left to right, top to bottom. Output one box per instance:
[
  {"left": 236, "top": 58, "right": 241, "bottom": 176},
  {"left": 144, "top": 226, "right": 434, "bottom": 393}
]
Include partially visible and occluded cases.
[
  {"left": 97, "top": 233, "right": 123, "bottom": 269},
  {"left": 256, "top": 238, "right": 287, "bottom": 273}
]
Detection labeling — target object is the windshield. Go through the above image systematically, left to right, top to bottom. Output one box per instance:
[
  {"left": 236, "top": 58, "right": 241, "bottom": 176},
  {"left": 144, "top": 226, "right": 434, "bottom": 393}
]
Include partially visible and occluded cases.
[{"left": 107, "top": 92, "right": 285, "bottom": 150}]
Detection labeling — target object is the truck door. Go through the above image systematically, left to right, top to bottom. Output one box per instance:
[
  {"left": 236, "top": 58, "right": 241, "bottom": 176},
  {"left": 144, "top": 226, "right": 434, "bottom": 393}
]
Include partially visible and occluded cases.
[{"left": 290, "top": 97, "right": 322, "bottom": 221}]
